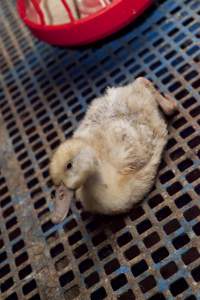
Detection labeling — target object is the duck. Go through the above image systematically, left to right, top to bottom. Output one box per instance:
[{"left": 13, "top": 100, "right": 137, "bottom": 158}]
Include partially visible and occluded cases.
[{"left": 50, "top": 77, "right": 177, "bottom": 223}]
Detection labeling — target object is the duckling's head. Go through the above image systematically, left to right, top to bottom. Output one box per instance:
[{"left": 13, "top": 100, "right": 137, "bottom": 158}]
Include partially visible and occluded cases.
[{"left": 50, "top": 138, "right": 97, "bottom": 190}]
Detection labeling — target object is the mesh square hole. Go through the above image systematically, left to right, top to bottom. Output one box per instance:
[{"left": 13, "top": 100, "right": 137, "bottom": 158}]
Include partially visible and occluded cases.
[
  {"left": 183, "top": 97, "right": 197, "bottom": 108},
  {"left": 180, "top": 126, "right": 195, "bottom": 139},
  {"left": 188, "top": 136, "right": 200, "bottom": 148},
  {"left": 166, "top": 138, "right": 177, "bottom": 150},
  {"left": 170, "top": 147, "right": 185, "bottom": 160},
  {"left": 178, "top": 159, "right": 193, "bottom": 171},
  {"left": 186, "top": 169, "right": 200, "bottom": 183},
  {"left": 159, "top": 170, "right": 175, "bottom": 184},
  {"left": 167, "top": 181, "right": 183, "bottom": 195},
  {"left": 195, "top": 184, "right": 200, "bottom": 195},
  {"left": 175, "top": 193, "right": 192, "bottom": 208},
  {"left": 148, "top": 194, "right": 164, "bottom": 208},
  {"left": 1, "top": 195, "right": 12, "bottom": 208},
  {"left": 34, "top": 197, "right": 46, "bottom": 210},
  {"left": 3, "top": 206, "right": 14, "bottom": 218},
  {"left": 130, "top": 206, "right": 145, "bottom": 221},
  {"left": 156, "top": 206, "right": 172, "bottom": 221},
  {"left": 184, "top": 206, "right": 200, "bottom": 221},
  {"left": 86, "top": 218, "right": 102, "bottom": 232},
  {"left": 110, "top": 218, "right": 126, "bottom": 233},
  {"left": 63, "top": 219, "right": 77, "bottom": 232},
  {"left": 136, "top": 219, "right": 152, "bottom": 234},
  {"left": 163, "top": 219, "right": 181, "bottom": 235},
  {"left": 41, "top": 220, "right": 54, "bottom": 233},
  {"left": 193, "top": 222, "right": 200, "bottom": 236},
  {"left": 46, "top": 231, "right": 59, "bottom": 245},
  {"left": 68, "top": 231, "right": 82, "bottom": 245},
  {"left": 92, "top": 232, "right": 107, "bottom": 246},
  {"left": 117, "top": 232, "right": 132, "bottom": 247},
  {"left": 143, "top": 232, "right": 160, "bottom": 248},
  {"left": 172, "top": 233, "right": 190, "bottom": 249},
  {"left": 12, "top": 239, "right": 25, "bottom": 253},
  {"left": 50, "top": 243, "right": 64, "bottom": 258},
  {"left": 73, "top": 243, "right": 88, "bottom": 259},
  {"left": 98, "top": 245, "right": 113, "bottom": 260},
  {"left": 124, "top": 245, "right": 140, "bottom": 261},
  {"left": 152, "top": 247, "right": 169, "bottom": 263},
  {"left": 182, "top": 247, "right": 200, "bottom": 265},
  {"left": 0, "top": 251, "right": 7, "bottom": 262},
  {"left": 15, "top": 251, "right": 28, "bottom": 267},
  {"left": 55, "top": 256, "right": 69, "bottom": 271},
  {"left": 79, "top": 258, "right": 94, "bottom": 273},
  {"left": 104, "top": 258, "right": 120, "bottom": 275},
  {"left": 131, "top": 259, "right": 148, "bottom": 277},
  {"left": 160, "top": 261, "right": 178, "bottom": 279},
  {"left": 0, "top": 264, "right": 11, "bottom": 279},
  {"left": 18, "top": 264, "right": 32, "bottom": 280},
  {"left": 191, "top": 265, "right": 200, "bottom": 282},
  {"left": 59, "top": 270, "right": 74, "bottom": 287},
  {"left": 84, "top": 271, "right": 100, "bottom": 288},
  {"left": 111, "top": 274, "right": 128, "bottom": 291},
  {"left": 139, "top": 275, "right": 156, "bottom": 293},
  {"left": 1, "top": 277, "right": 14, "bottom": 293},
  {"left": 170, "top": 278, "right": 188, "bottom": 296},
  {"left": 22, "top": 279, "right": 37, "bottom": 295},
  {"left": 64, "top": 285, "right": 80, "bottom": 300},
  {"left": 91, "top": 287, "right": 107, "bottom": 300},
  {"left": 118, "top": 289, "right": 135, "bottom": 300},
  {"left": 5, "top": 292, "right": 18, "bottom": 300},
  {"left": 148, "top": 293, "right": 166, "bottom": 300},
  {"left": 28, "top": 294, "right": 41, "bottom": 300},
  {"left": 184, "top": 296, "right": 197, "bottom": 300}
]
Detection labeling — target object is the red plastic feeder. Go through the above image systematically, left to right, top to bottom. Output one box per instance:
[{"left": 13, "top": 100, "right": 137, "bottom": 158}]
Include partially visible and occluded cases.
[{"left": 17, "top": 0, "right": 152, "bottom": 46}]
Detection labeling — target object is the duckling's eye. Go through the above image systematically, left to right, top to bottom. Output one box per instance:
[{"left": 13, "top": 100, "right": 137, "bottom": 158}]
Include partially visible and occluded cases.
[{"left": 66, "top": 162, "right": 72, "bottom": 170}]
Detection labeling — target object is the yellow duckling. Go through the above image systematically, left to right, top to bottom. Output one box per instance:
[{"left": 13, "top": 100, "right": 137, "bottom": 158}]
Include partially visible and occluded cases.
[{"left": 50, "top": 77, "right": 177, "bottom": 223}]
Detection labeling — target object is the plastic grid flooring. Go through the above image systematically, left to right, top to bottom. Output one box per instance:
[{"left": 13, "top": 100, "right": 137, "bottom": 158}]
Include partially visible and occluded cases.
[{"left": 0, "top": 0, "right": 200, "bottom": 299}]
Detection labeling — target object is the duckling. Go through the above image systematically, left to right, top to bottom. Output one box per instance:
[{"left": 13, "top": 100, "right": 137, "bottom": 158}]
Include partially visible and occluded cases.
[{"left": 50, "top": 77, "right": 177, "bottom": 223}]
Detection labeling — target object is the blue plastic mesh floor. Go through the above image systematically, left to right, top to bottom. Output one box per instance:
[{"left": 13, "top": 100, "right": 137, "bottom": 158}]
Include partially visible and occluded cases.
[{"left": 0, "top": 0, "right": 200, "bottom": 299}]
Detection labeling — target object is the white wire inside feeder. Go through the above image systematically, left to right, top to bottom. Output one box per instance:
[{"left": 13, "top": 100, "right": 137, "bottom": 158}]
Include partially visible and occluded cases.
[{"left": 26, "top": 0, "right": 112, "bottom": 25}]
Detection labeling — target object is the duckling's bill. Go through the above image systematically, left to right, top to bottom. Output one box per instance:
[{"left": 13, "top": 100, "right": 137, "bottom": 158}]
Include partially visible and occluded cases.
[{"left": 51, "top": 183, "right": 73, "bottom": 224}]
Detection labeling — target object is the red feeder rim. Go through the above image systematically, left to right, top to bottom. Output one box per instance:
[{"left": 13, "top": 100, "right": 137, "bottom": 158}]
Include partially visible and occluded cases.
[{"left": 17, "top": 0, "right": 153, "bottom": 46}]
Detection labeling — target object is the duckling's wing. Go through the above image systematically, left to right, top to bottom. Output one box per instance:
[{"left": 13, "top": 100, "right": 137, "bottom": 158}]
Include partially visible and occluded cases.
[{"left": 104, "top": 119, "right": 156, "bottom": 174}]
